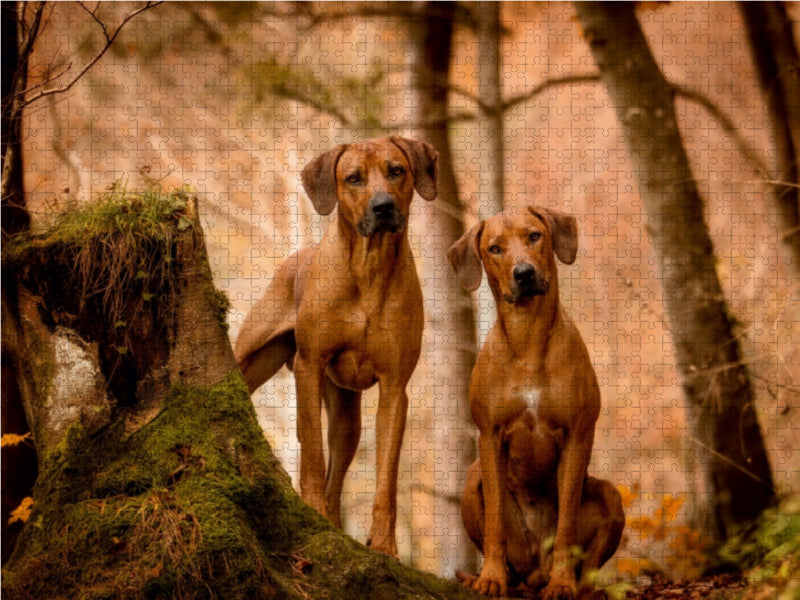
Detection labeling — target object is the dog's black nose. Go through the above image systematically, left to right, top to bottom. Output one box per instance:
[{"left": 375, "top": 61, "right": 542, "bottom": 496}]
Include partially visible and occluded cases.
[
  {"left": 370, "top": 193, "right": 396, "bottom": 217},
  {"left": 513, "top": 263, "right": 536, "bottom": 283}
]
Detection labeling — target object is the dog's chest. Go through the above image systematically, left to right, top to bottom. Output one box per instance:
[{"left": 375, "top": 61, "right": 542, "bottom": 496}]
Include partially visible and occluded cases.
[
  {"left": 322, "top": 299, "right": 419, "bottom": 391},
  {"left": 326, "top": 349, "right": 378, "bottom": 391},
  {"left": 504, "top": 385, "right": 565, "bottom": 487},
  {"left": 509, "top": 385, "right": 555, "bottom": 430}
]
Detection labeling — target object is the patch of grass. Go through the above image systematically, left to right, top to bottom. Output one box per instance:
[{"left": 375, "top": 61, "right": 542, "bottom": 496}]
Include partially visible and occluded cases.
[
  {"left": 8, "top": 181, "right": 194, "bottom": 325},
  {"left": 719, "top": 495, "right": 800, "bottom": 597}
]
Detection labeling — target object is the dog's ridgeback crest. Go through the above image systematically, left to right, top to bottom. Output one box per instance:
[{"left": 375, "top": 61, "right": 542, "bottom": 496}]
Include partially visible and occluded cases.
[
  {"left": 234, "top": 137, "right": 438, "bottom": 558},
  {"left": 449, "top": 205, "right": 624, "bottom": 599}
]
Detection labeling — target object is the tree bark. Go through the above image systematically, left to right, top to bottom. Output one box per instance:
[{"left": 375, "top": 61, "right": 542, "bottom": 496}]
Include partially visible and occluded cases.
[
  {"left": 738, "top": 0, "right": 800, "bottom": 271},
  {"left": 1, "top": 1, "right": 32, "bottom": 238},
  {"left": 1, "top": 1, "right": 38, "bottom": 560},
  {"left": 409, "top": 1, "right": 478, "bottom": 577},
  {"left": 575, "top": 1, "right": 775, "bottom": 543},
  {"left": 476, "top": 2, "right": 504, "bottom": 218},
  {"left": 1, "top": 192, "right": 479, "bottom": 599}
]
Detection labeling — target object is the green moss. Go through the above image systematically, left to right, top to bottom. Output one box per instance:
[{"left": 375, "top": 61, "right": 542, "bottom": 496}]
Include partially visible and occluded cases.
[
  {"left": 4, "top": 182, "right": 192, "bottom": 316},
  {"left": 206, "top": 284, "right": 232, "bottom": 332},
  {"left": 3, "top": 371, "right": 480, "bottom": 599},
  {"left": 3, "top": 373, "right": 317, "bottom": 600},
  {"left": 718, "top": 495, "right": 800, "bottom": 595},
  {"left": 298, "top": 531, "right": 476, "bottom": 600}
]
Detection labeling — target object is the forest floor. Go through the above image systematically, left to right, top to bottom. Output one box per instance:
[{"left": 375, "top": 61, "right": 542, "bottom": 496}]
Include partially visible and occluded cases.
[{"left": 624, "top": 572, "right": 750, "bottom": 600}]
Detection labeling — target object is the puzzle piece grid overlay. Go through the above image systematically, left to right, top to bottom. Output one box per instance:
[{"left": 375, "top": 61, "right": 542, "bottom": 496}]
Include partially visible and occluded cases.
[{"left": 22, "top": 1, "right": 800, "bottom": 583}]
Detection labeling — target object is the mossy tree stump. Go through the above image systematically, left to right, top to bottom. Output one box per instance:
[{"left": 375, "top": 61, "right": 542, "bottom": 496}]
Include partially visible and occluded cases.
[{"left": 1, "top": 188, "right": 477, "bottom": 600}]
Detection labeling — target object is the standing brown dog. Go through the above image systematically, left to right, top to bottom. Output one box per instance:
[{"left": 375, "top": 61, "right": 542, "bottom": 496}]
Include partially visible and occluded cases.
[
  {"left": 234, "top": 137, "right": 438, "bottom": 557},
  {"left": 448, "top": 206, "right": 624, "bottom": 598}
]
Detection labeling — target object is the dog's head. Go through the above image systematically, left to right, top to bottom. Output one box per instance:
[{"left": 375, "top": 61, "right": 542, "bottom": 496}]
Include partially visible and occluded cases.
[
  {"left": 301, "top": 136, "right": 438, "bottom": 237},
  {"left": 447, "top": 206, "right": 578, "bottom": 304}
]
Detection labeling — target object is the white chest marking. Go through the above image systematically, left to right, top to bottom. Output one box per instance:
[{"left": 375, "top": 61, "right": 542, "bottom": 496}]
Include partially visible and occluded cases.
[{"left": 522, "top": 387, "right": 543, "bottom": 413}]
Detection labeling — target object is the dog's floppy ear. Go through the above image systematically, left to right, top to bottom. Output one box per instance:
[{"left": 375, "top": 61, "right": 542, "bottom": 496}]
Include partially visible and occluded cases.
[
  {"left": 389, "top": 136, "right": 439, "bottom": 201},
  {"left": 301, "top": 145, "right": 347, "bottom": 215},
  {"left": 531, "top": 206, "right": 578, "bottom": 265},
  {"left": 447, "top": 222, "right": 484, "bottom": 291}
]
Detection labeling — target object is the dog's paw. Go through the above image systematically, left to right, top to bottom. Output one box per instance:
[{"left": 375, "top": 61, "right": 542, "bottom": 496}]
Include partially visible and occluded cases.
[
  {"left": 461, "top": 561, "right": 507, "bottom": 597},
  {"left": 455, "top": 569, "right": 478, "bottom": 587},
  {"left": 473, "top": 577, "right": 506, "bottom": 597},
  {"left": 541, "top": 579, "right": 577, "bottom": 600}
]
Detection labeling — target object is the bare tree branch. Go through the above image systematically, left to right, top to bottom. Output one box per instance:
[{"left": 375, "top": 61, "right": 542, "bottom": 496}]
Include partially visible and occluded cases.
[
  {"left": 21, "top": 1, "right": 163, "bottom": 108},
  {"left": 14, "top": 2, "right": 48, "bottom": 98},
  {"left": 78, "top": 2, "right": 111, "bottom": 43},
  {"left": 18, "top": 3, "right": 47, "bottom": 59},
  {"left": 291, "top": 3, "right": 475, "bottom": 32},
  {"left": 453, "top": 73, "right": 772, "bottom": 182},
  {"left": 503, "top": 74, "right": 602, "bottom": 111},
  {"left": 450, "top": 75, "right": 602, "bottom": 118},
  {"left": 449, "top": 84, "right": 493, "bottom": 115},
  {"left": 672, "top": 84, "right": 772, "bottom": 179}
]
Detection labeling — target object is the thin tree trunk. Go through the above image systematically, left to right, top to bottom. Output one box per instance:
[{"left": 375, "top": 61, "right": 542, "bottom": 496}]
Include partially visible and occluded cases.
[
  {"left": 409, "top": 0, "right": 478, "bottom": 577},
  {"left": 1, "top": 1, "right": 32, "bottom": 238},
  {"left": 476, "top": 1, "right": 504, "bottom": 218},
  {"left": 575, "top": 1, "right": 775, "bottom": 543},
  {"left": 738, "top": 1, "right": 800, "bottom": 271},
  {"left": 474, "top": 2, "right": 505, "bottom": 344}
]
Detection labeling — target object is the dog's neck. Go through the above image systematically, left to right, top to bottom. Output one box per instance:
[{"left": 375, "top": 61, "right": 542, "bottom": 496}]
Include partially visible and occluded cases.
[
  {"left": 336, "top": 218, "right": 408, "bottom": 288},
  {"left": 494, "top": 279, "right": 562, "bottom": 359}
]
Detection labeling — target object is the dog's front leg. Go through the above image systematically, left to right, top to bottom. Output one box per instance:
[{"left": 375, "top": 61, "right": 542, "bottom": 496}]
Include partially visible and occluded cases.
[
  {"left": 294, "top": 352, "right": 328, "bottom": 518},
  {"left": 367, "top": 378, "right": 409, "bottom": 557},
  {"left": 542, "top": 429, "right": 593, "bottom": 600},
  {"left": 473, "top": 431, "right": 509, "bottom": 597}
]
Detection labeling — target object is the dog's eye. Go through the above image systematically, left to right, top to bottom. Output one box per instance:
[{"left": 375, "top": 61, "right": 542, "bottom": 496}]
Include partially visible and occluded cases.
[
  {"left": 388, "top": 165, "right": 405, "bottom": 178},
  {"left": 345, "top": 171, "right": 362, "bottom": 185},
  {"left": 528, "top": 231, "right": 541, "bottom": 243},
  {"left": 488, "top": 244, "right": 502, "bottom": 255}
]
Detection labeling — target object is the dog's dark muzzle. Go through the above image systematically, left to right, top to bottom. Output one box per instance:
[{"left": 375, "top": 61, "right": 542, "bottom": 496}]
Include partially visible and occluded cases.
[
  {"left": 356, "top": 192, "right": 406, "bottom": 236},
  {"left": 506, "top": 263, "right": 549, "bottom": 302}
]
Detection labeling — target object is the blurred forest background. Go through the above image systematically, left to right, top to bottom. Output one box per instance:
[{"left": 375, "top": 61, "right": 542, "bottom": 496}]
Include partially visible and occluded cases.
[{"left": 11, "top": 0, "right": 800, "bottom": 586}]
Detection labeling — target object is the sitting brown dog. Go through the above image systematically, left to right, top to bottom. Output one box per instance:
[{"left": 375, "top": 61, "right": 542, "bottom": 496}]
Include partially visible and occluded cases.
[
  {"left": 234, "top": 137, "right": 438, "bottom": 557},
  {"left": 448, "top": 206, "right": 624, "bottom": 599}
]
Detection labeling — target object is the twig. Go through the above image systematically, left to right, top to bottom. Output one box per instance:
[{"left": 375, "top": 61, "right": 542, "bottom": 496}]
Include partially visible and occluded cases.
[
  {"left": 22, "top": 1, "right": 163, "bottom": 108},
  {"left": 78, "top": 2, "right": 110, "bottom": 41},
  {"left": 502, "top": 73, "right": 603, "bottom": 111},
  {"left": 672, "top": 84, "right": 772, "bottom": 180},
  {"left": 687, "top": 434, "right": 776, "bottom": 492}
]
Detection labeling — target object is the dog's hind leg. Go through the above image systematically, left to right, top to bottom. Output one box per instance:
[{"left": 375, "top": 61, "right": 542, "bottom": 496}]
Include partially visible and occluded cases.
[
  {"left": 238, "top": 331, "right": 295, "bottom": 393},
  {"left": 323, "top": 376, "right": 362, "bottom": 528},
  {"left": 577, "top": 477, "right": 625, "bottom": 580}
]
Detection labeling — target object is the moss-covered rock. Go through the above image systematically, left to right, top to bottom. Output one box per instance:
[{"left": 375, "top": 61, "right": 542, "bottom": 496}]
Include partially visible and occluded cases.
[{"left": 3, "top": 373, "right": 477, "bottom": 599}]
